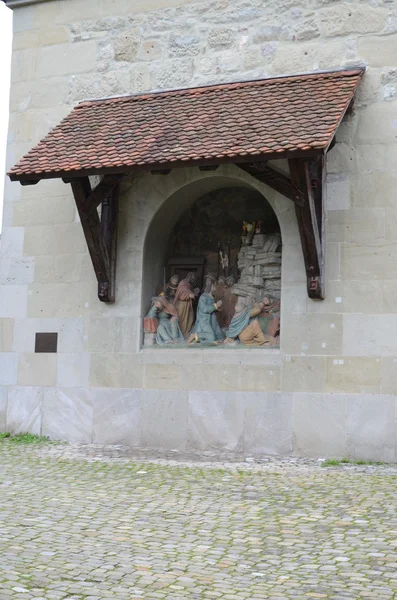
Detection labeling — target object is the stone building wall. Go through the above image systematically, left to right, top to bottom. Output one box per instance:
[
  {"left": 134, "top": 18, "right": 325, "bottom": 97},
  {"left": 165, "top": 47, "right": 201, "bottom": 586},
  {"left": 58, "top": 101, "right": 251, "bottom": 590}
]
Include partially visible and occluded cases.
[{"left": 1, "top": 0, "right": 397, "bottom": 459}]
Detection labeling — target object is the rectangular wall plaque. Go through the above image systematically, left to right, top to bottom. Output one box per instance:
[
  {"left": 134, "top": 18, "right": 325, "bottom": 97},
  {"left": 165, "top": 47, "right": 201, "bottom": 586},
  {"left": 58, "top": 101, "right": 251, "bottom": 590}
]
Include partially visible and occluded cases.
[{"left": 35, "top": 332, "right": 58, "bottom": 353}]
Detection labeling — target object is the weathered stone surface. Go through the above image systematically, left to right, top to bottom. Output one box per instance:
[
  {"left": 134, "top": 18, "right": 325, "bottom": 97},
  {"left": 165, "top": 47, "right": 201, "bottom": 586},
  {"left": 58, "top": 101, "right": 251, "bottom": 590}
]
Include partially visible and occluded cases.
[
  {"left": 319, "top": 5, "right": 388, "bottom": 37},
  {"left": 207, "top": 28, "right": 235, "bottom": 49},
  {"left": 113, "top": 30, "right": 139, "bottom": 62},
  {"left": 169, "top": 33, "right": 201, "bottom": 56},
  {"left": 358, "top": 34, "right": 397, "bottom": 68},
  {"left": 37, "top": 41, "right": 98, "bottom": 78},
  {"left": 152, "top": 57, "right": 194, "bottom": 88},
  {"left": 0, "top": 257, "right": 34, "bottom": 285},
  {"left": 0, "top": 285, "right": 27, "bottom": 319},
  {"left": 0, "top": 319, "right": 14, "bottom": 352},
  {"left": 18, "top": 353, "right": 57, "bottom": 387},
  {"left": 57, "top": 353, "right": 90, "bottom": 388},
  {"left": 89, "top": 353, "right": 144, "bottom": 388},
  {"left": 326, "top": 356, "right": 381, "bottom": 393},
  {"left": 7, "top": 385, "right": 42, "bottom": 435},
  {"left": 0, "top": 386, "right": 6, "bottom": 431},
  {"left": 42, "top": 387, "right": 92, "bottom": 443},
  {"left": 92, "top": 387, "right": 141, "bottom": 445},
  {"left": 140, "top": 389, "right": 188, "bottom": 450},
  {"left": 188, "top": 391, "right": 244, "bottom": 452},
  {"left": 244, "top": 392, "right": 293, "bottom": 455},
  {"left": 293, "top": 393, "right": 346, "bottom": 458},
  {"left": 346, "top": 394, "right": 395, "bottom": 462}
]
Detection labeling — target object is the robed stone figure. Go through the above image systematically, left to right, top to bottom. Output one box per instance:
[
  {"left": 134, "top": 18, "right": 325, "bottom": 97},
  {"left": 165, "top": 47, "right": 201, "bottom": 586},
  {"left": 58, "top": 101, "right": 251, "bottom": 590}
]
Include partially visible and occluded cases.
[{"left": 173, "top": 272, "right": 197, "bottom": 337}]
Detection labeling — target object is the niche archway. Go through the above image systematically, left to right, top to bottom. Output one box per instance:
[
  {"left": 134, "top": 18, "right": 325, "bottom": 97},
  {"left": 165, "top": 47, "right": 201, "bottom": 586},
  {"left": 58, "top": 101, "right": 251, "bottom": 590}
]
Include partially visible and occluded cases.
[{"left": 142, "top": 174, "right": 282, "bottom": 348}]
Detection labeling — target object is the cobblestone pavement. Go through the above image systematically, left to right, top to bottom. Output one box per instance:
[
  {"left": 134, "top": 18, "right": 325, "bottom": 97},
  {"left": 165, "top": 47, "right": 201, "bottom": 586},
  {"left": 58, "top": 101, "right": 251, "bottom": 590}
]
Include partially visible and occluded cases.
[{"left": 2, "top": 443, "right": 397, "bottom": 600}]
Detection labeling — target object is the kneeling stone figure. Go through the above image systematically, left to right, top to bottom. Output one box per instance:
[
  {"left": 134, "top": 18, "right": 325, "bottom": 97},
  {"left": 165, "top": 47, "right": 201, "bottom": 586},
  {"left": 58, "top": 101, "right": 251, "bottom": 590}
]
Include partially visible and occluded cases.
[
  {"left": 144, "top": 296, "right": 184, "bottom": 345},
  {"left": 224, "top": 300, "right": 278, "bottom": 347}
]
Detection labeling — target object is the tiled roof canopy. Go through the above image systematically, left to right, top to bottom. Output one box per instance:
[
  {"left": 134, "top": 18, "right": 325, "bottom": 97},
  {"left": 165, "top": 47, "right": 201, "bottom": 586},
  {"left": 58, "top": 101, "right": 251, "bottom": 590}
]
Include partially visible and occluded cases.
[{"left": 8, "top": 68, "right": 364, "bottom": 182}]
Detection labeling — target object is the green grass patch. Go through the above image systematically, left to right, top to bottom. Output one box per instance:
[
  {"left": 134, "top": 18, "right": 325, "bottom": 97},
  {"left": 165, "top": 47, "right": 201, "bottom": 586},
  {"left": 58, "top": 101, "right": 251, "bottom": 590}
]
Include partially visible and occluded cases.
[
  {"left": 0, "top": 432, "right": 11, "bottom": 440},
  {"left": 6, "top": 433, "right": 51, "bottom": 445},
  {"left": 321, "top": 457, "right": 385, "bottom": 467}
]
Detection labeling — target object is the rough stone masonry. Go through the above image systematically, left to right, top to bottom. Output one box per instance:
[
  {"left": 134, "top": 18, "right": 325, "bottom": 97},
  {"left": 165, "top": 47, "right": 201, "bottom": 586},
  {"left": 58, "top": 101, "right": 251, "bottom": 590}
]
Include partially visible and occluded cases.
[{"left": 1, "top": 0, "right": 397, "bottom": 458}]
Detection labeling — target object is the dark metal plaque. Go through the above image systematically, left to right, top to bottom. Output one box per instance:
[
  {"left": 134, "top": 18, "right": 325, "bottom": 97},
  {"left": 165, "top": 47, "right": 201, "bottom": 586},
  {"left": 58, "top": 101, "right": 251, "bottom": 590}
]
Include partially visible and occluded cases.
[{"left": 35, "top": 332, "right": 58, "bottom": 353}]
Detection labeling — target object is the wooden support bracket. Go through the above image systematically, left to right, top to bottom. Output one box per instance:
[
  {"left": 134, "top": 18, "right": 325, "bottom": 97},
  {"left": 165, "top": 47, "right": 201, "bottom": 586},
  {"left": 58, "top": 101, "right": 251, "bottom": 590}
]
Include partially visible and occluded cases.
[
  {"left": 288, "top": 157, "right": 325, "bottom": 299},
  {"left": 237, "top": 162, "right": 305, "bottom": 206},
  {"left": 68, "top": 175, "right": 122, "bottom": 302}
]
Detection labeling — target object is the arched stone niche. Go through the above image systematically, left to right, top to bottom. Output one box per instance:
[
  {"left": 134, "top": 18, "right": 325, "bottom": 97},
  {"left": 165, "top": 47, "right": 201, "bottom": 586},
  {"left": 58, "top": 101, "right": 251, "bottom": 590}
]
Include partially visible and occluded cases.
[{"left": 133, "top": 164, "right": 304, "bottom": 350}]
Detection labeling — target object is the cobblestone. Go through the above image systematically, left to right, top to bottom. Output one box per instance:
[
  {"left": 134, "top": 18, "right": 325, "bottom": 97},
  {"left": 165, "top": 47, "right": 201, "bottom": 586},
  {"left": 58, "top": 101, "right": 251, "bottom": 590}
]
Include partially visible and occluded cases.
[{"left": 1, "top": 442, "right": 397, "bottom": 599}]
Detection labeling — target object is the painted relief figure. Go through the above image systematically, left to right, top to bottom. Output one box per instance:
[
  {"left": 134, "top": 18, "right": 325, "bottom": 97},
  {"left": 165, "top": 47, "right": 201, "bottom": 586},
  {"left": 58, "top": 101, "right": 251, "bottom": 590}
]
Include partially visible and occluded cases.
[
  {"left": 173, "top": 272, "right": 197, "bottom": 337},
  {"left": 157, "top": 274, "right": 179, "bottom": 302},
  {"left": 188, "top": 282, "right": 224, "bottom": 345},
  {"left": 144, "top": 297, "right": 184, "bottom": 345},
  {"left": 224, "top": 299, "right": 278, "bottom": 347}
]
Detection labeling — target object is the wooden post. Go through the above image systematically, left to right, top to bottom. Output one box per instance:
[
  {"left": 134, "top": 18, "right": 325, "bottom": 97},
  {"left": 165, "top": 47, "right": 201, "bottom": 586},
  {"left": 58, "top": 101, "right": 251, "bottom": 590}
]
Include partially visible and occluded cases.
[
  {"left": 288, "top": 158, "right": 325, "bottom": 299},
  {"left": 69, "top": 175, "right": 121, "bottom": 303}
]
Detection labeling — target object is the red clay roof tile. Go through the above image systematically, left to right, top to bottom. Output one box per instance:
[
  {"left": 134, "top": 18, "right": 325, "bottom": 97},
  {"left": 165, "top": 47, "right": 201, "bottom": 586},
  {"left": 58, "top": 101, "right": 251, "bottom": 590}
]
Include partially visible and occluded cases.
[{"left": 8, "top": 69, "right": 363, "bottom": 181}]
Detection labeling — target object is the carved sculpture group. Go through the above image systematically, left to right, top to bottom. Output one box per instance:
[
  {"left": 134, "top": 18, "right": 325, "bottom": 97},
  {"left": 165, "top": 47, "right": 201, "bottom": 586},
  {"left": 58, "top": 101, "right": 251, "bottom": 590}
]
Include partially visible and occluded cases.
[{"left": 144, "top": 229, "right": 281, "bottom": 348}]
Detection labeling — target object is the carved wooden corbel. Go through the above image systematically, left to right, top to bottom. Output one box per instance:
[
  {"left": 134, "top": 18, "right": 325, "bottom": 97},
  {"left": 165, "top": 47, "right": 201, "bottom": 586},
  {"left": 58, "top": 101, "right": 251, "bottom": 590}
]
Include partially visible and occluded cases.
[
  {"left": 288, "top": 157, "right": 325, "bottom": 300},
  {"left": 237, "top": 162, "right": 306, "bottom": 207},
  {"left": 66, "top": 174, "right": 123, "bottom": 302}
]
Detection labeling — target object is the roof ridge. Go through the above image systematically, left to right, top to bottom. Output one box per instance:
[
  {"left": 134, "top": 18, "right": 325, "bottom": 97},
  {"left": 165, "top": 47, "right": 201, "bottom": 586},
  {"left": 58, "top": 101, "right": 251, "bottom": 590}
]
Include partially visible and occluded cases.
[{"left": 76, "top": 67, "right": 365, "bottom": 109}]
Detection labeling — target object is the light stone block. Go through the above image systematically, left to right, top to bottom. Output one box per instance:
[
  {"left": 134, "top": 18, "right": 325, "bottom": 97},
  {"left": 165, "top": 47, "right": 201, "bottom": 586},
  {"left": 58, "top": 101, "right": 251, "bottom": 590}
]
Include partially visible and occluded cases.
[
  {"left": 319, "top": 4, "right": 388, "bottom": 37},
  {"left": 12, "top": 27, "right": 69, "bottom": 51},
  {"left": 358, "top": 34, "right": 397, "bottom": 68},
  {"left": 270, "top": 39, "right": 347, "bottom": 75},
  {"left": 37, "top": 41, "right": 98, "bottom": 78},
  {"left": 11, "top": 48, "right": 39, "bottom": 83},
  {"left": 356, "top": 103, "right": 397, "bottom": 145},
  {"left": 327, "top": 143, "right": 355, "bottom": 175},
  {"left": 356, "top": 144, "right": 388, "bottom": 174},
  {"left": 354, "top": 171, "right": 397, "bottom": 208},
  {"left": 326, "top": 177, "right": 351, "bottom": 211},
  {"left": 12, "top": 195, "right": 75, "bottom": 227},
  {"left": 385, "top": 205, "right": 397, "bottom": 241},
  {"left": 326, "top": 208, "right": 385, "bottom": 244},
  {"left": 23, "top": 224, "right": 87, "bottom": 256},
  {"left": 0, "top": 227, "right": 25, "bottom": 258},
  {"left": 341, "top": 242, "right": 397, "bottom": 281},
  {"left": 281, "top": 243, "right": 306, "bottom": 284},
  {"left": 326, "top": 243, "right": 341, "bottom": 282},
  {"left": 33, "top": 254, "right": 91, "bottom": 284},
  {"left": 0, "top": 257, "right": 34, "bottom": 285},
  {"left": 307, "top": 280, "right": 382, "bottom": 316},
  {"left": 383, "top": 280, "right": 397, "bottom": 313},
  {"left": 27, "top": 282, "right": 93, "bottom": 318},
  {"left": 279, "top": 284, "right": 307, "bottom": 315},
  {"left": 0, "top": 285, "right": 27, "bottom": 318},
  {"left": 281, "top": 313, "right": 343, "bottom": 356},
  {"left": 343, "top": 314, "right": 397, "bottom": 357},
  {"left": 12, "top": 317, "right": 85, "bottom": 353},
  {"left": 85, "top": 317, "right": 137, "bottom": 353},
  {"left": 0, "top": 319, "right": 14, "bottom": 352},
  {"left": 0, "top": 352, "right": 18, "bottom": 386},
  {"left": 18, "top": 353, "right": 57, "bottom": 387},
  {"left": 57, "top": 353, "right": 90, "bottom": 388},
  {"left": 89, "top": 353, "right": 144, "bottom": 388},
  {"left": 282, "top": 356, "right": 326, "bottom": 393},
  {"left": 326, "top": 357, "right": 381, "bottom": 394},
  {"left": 381, "top": 357, "right": 397, "bottom": 395},
  {"left": 144, "top": 364, "right": 182, "bottom": 390},
  {"left": 181, "top": 364, "right": 280, "bottom": 392},
  {"left": 0, "top": 386, "right": 7, "bottom": 431},
  {"left": 7, "top": 386, "right": 42, "bottom": 435},
  {"left": 42, "top": 387, "right": 92, "bottom": 443},
  {"left": 92, "top": 388, "right": 141, "bottom": 445},
  {"left": 140, "top": 389, "right": 188, "bottom": 450},
  {"left": 187, "top": 391, "right": 244, "bottom": 452},
  {"left": 244, "top": 392, "right": 293, "bottom": 455},
  {"left": 293, "top": 393, "right": 346, "bottom": 458},
  {"left": 346, "top": 395, "right": 395, "bottom": 462}
]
